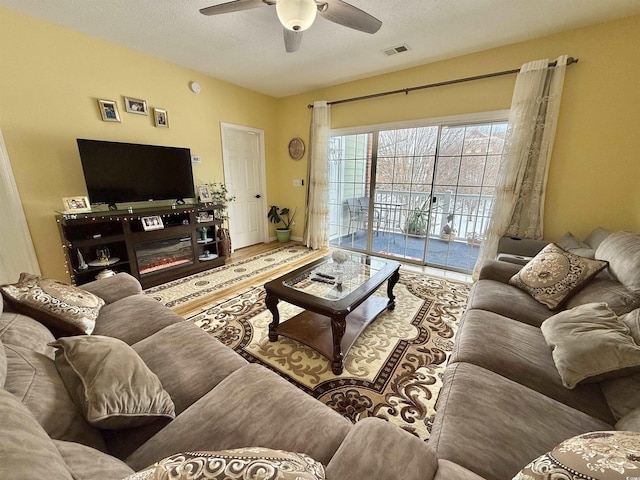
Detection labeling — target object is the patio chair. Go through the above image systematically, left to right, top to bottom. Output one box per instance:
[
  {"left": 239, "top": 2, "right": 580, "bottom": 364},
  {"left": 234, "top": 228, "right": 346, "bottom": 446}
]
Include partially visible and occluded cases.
[{"left": 357, "top": 197, "right": 382, "bottom": 235}]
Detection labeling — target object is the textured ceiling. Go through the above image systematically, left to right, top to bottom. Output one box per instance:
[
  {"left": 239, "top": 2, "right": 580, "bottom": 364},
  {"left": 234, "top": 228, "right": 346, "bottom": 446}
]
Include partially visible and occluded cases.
[{"left": 2, "top": 0, "right": 640, "bottom": 97}]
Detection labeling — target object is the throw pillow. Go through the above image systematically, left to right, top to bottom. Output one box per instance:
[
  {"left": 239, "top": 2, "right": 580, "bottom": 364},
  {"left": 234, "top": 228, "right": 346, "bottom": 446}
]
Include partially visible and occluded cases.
[
  {"left": 557, "top": 231, "right": 595, "bottom": 258},
  {"left": 508, "top": 243, "right": 608, "bottom": 309},
  {"left": 0, "top": 273, "right": 104, "bottom": 335},
  {"left": 541, "top": 303, "right": 640, "bottom": 389},
  {"left": 51, "top": 335, "right": 175, "bottom": 429},
  {"left": 513, "top": 431, "right": 640, "bottom": 480},
  {"left": 124, "top": 448, "right": 325, "bottom": 480}
]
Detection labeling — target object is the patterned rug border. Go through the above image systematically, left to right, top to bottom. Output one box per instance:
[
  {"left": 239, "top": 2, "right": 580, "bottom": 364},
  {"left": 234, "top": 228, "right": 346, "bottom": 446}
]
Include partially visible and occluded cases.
[{"left": 145, "top": 244, "right": 320, "bottom": 308}]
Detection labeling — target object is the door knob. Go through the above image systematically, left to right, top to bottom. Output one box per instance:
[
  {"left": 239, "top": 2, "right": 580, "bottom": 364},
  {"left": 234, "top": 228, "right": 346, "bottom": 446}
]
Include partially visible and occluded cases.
[{"left": 255, "top": 194, "right": 261, "bottom": 199}]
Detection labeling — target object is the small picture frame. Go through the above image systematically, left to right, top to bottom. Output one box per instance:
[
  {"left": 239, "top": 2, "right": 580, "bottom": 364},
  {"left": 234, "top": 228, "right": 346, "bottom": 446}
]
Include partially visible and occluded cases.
[
  {"left": 124, "top": 97, "right": 148, "bottom": 115},
  {"left": 97, "top": 99, "right": 120, "bottom": 122},
  {"left": 153, "top": 108, "right": 169, "bottom": 128},
  {"left": 197, "top": 185, "right": 212, "bottom": 202},
  {"left": 62, "top": 196, "right": 92, "bottom": 213},
  {"left": 141, "top": 215, "right": 164, "bottom": 231}
]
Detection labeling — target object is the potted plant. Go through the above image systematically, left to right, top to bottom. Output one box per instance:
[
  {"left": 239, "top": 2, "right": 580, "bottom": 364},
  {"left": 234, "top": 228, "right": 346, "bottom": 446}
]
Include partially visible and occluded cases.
[
  {"left": 206, "top": 182, "right": 236, "bottom": 256},
  {"left": 267, "top": 205, "right": 297, "bottom": 243}
]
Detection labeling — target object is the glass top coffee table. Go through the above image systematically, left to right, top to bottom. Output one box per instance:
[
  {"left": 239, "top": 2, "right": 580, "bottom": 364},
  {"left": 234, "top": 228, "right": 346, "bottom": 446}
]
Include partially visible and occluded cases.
[{"left": 264, "top": 251, "right": 400, "bottom": 375}]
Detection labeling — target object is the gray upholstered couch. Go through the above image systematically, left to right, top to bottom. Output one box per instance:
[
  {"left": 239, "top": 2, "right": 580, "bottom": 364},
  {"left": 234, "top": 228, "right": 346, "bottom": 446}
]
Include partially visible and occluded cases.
[
  {"left": 429, "top": 230, "right": 640, "bottom": 480},
  {"left": 0, "top": 271, "right": 480, "bottom": 479}
]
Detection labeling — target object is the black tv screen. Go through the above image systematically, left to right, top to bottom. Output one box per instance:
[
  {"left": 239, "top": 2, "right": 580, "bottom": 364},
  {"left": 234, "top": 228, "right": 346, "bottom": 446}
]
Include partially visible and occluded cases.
[{"left": 77, "top": 139, "right": 195, "bottom": 206}]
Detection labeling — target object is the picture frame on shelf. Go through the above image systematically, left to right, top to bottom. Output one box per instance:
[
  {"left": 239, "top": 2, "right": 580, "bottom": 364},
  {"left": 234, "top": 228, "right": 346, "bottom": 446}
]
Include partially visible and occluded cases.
[
  {"left": 124, "top": 96, "right": 148, "bottom": 115},
  {"left": 97, "top": 99, "right": 120, "bottom": 122},
  {"left": 153, "top": 108, "right": 169, "bottom": 128},
  {"left": 197, "top": 185, "right": 212, "bottom": 202},
  {"left": 62, "top": 196, "right": 92, "bottom": 213},
  {"left": 141, "top": 215, "right": 164, "bottom": 231}
]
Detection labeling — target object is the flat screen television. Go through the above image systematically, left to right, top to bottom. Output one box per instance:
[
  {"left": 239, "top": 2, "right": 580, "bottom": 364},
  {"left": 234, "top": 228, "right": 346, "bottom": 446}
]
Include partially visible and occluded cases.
[{"left": 77, "top": 139, "right": 195, "bottom": 208}]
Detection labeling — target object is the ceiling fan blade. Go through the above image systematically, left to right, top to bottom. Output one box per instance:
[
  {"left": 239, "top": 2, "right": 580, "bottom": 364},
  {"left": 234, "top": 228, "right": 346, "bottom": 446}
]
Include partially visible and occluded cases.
[
  {"left": 199, "top": 0, "right": 269, "bottom": 16},
  {"left": 318, "top": 0, "right": 382, "bottom": 34},
  {"left": 283, "top": 28, "right": 303, "bottom": 53}
]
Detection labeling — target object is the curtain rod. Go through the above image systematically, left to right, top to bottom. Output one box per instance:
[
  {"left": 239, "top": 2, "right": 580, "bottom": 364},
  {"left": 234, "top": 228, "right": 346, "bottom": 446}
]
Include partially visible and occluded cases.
[{"left": 307, "top": 57, "right": 578, "bottom": 109}]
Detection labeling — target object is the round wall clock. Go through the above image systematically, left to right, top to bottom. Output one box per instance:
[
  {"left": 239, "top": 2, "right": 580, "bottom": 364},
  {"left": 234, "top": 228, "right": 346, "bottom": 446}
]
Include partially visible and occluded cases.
[{"left": 288, "top": 137, "right": 305, "bottom": 160}]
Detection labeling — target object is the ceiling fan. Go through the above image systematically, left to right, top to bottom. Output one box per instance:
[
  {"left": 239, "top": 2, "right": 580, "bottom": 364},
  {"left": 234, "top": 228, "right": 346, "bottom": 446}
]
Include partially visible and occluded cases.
[{"left": 199, "top": 0, "right": 382, "bottom": 53}]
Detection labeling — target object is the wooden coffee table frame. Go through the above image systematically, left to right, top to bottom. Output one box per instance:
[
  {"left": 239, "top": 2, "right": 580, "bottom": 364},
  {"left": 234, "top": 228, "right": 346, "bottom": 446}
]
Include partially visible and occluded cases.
[{"left": 264, "top": 254, "right": 400, "bottom": 375}]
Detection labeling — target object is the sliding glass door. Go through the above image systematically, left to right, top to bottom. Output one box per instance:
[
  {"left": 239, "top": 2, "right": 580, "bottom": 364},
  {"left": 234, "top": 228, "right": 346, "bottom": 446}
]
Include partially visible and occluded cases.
[{"left": 328, "top": 115, "right": 507, "bottom": 273}]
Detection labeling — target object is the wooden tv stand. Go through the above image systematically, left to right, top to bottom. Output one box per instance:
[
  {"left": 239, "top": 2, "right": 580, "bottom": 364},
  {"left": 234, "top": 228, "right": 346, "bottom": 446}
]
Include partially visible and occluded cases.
[{"left": 56, "top": 203, "right": 227, "bottom": 288}]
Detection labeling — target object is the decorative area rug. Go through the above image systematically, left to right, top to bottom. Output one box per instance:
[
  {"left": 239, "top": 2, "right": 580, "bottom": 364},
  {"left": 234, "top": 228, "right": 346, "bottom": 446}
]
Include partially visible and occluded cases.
[
  {"left": 145, "top": 245, "right": 326, "bottom": 316},
  {"left": 186, "top": 269, "right": 470, "bottom": 441}
]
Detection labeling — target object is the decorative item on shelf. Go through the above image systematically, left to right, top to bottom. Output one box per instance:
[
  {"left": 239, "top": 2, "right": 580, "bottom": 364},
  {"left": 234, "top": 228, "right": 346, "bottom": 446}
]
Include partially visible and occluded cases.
[
  {"left": 97, "top": 99, "right": 120, "bottom": 122},
  {"left": 206, "top": 182, "right": 236, "bottom": 222},
  {"left": 196, "top": 185, "right": 213, "bottom": 203},
  {"left": 62, "top": 196, "right": 92, "bottom": 214},
  {"left": 267, "top": 205, "right": 297, "bottom": 243},
  {"left": 196, "top": 212, "right": 214, "bottom": 223},
  {"left": 141, "top": 215, "right": 164, "bottom": 231},
  {"left": 197, "top": 226, "right": 209, "bottom": 243},
  {"left": 77, "top": 249, "right": 88, "bottom": 270},
  {"left": 199, "top": 250, "right": 218, "bottom": 261},
  {"left": 95, "top": 269, "right": 116, "bottom": 280}
]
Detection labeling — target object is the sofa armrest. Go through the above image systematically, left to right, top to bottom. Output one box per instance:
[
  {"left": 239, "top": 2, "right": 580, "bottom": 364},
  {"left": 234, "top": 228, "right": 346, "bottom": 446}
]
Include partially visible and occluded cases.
[
  {"left": 497, "top": 236, "right": 547, "bottom": 257},
  {"left": 478, "top": 259, "right": 522, "bottom": 284},
  {"left": 81, "top": 273, "right": 143, "bottom": 304},
  {"left": 325, "top": 418, "right": 439, "bottom": 480}
]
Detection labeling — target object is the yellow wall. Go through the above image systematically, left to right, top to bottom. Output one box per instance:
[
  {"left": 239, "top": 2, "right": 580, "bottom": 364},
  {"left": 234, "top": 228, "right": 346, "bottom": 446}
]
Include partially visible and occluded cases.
[
  {"left": 0, "top": 7, "right": 278, "bottom": 281},
  {"left": 2, "top": 8, "right": 640, "bottom": 282},
  {"left": 277, "top": 14, "right": 640, "bottom": 242}
]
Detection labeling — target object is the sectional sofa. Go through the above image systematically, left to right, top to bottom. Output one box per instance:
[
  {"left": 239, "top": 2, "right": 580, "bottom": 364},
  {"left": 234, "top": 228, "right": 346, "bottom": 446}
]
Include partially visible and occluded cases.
[
  {"left": 430, "top": 230, "right": 640, "bottom": 479},
  {"left": 0, "top": 271, "right": 478, "bottom": 479}
]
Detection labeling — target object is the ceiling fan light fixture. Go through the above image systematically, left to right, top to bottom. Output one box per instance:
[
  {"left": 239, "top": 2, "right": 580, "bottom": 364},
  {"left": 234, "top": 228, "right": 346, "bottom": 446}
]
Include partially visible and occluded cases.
[{"left": 276, "top": 0, "right": 317, "bottom": 31}]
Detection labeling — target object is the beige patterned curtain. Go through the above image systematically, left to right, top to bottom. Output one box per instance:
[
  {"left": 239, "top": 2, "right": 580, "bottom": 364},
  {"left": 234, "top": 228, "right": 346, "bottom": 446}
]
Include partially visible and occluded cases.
[
  {"left": 473, "top": 55, "right": 568, "bottom": 279},
  {"left": 304, "top": 101, "right": 331, "bottom": 249},
  {"left": 0, "top": 127, "right": 40, "bottom": 283}
]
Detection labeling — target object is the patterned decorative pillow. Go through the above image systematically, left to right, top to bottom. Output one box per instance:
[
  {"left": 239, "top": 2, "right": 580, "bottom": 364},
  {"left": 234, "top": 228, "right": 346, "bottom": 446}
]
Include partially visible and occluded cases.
[
  {"left": 508, "top": 243, "right": 608, "bottom": 309},
  {"left": 0, "top": 273, "right": 104, "bottom": 335},
  {"left": 51, "top": 335, "right": 175, "bottom": 429},
  {"left": 513, "top": 431, "right": 640, "bottom": 480},
  {"left": 124, "top": 448, "right": 326, "bottom": 480}
]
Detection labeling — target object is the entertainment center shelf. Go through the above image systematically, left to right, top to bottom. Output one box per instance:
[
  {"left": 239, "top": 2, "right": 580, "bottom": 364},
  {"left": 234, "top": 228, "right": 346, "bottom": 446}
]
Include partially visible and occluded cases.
[{"left": 56, "top": 204, "right": 226, "bottom": 288}]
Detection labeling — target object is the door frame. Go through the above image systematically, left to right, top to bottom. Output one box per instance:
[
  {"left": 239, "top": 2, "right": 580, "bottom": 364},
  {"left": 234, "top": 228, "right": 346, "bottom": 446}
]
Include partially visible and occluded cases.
[{"left": 220, "top": 122, "right": 268, "bottom": 250}]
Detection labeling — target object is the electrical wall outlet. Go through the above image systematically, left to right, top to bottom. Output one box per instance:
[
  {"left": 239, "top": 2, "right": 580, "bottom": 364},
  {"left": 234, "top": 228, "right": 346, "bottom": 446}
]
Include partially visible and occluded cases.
[{"left": 292, "top": 179, "right": 302, "bottom": 186}]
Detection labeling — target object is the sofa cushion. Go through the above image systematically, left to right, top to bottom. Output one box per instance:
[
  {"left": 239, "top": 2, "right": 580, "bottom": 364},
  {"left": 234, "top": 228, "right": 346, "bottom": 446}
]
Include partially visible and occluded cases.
[
  {"left": 584, "top": 226, "right": 612, "bottom": 250},
  {"left": 596, "top": 231, "right": 640, "bottom": 291},
  {"left": 508, "top": 243, "right": 607, "bottom": 309},
  {"left": 80, "top": 272, "right": 143, "bottom": 304},
  {"left": 0, "top": 273, "right": 104, "bottom": 335},
  {"left": 565, "top": 275, "right": 640, "bottom": 315},
  {"left": 467, "top": 279, "right": 554, "bottom": 327},
  {"left": 93, "top": 294, "right": 183, "bottom": 345},
  {"left": 541, "top": 303, "right": 640, "bottom": 388},
  {"left": 449, "top": 309, "right": 614, "bottom": 423},
  {"left": 0, "top": 310, "right": 57, "bottom": 358},
  {"left": 132, "top": 322, "right": 248, "bottom": 414},
  {"left": 51, "top": 335, "right": 175, "bottom": 429},
  {"left": 0, "top": 337, "right": 5, "bottom": 388},
  {"left": 3, "top": 344, "right": 106, "bottom": 450},
  {"left": 429, "top": 362, "right": 612, "bottom": 480},
  {"left": 126, "top": 364, "right": 352, "bottom": 471},
  {"left": 601, "top": 372, "right": 640, "bottom": 421},
  {"left": 0, "top": 388, "right": 74, "bottom": 480},
  {"left": 616, "top": 407, "right": 640, "bottom": 432},
  {"left": 325, "top": 417, "right": 438, "bottom": 480},
  {"left": 514, "top": 431, "right": 640, "bottom": 480},
  {"left": 53, "top": 439, "right": 134, "bottom": 480},
  {"left": 125, "top": 448, "right": 325, "bottom": 480}
]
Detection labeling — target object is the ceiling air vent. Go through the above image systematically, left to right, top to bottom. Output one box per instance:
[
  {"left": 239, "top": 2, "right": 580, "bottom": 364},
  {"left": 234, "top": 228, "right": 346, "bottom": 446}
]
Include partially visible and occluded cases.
[{"left": 383, "top": 44, "right": 411, "bottom": 56}]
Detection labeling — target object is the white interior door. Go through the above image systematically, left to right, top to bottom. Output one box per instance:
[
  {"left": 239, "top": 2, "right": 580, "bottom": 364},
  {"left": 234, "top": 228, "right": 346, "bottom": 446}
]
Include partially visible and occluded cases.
[{"left": 221, "top": 123, "right": 266, "bottom": 250}]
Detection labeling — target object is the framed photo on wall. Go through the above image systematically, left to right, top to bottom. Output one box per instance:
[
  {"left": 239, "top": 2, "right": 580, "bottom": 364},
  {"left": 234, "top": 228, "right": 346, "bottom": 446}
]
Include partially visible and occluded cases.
[
  {"left": 124, "top": 97, "right": 148, "bottom": 115},
  {"left": 97, "top": 99, "right": 121, "bottom": 122},
  {"left": 153, "top": 108, "right": 169, "bottom": 128},
  {"left": 62, "top": 196, "right": 92, "bottom": 213},
  {"left": 141, "top": 215, "right": 164, "bottom": 231}
]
